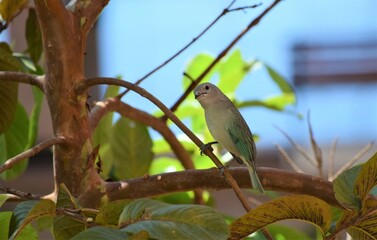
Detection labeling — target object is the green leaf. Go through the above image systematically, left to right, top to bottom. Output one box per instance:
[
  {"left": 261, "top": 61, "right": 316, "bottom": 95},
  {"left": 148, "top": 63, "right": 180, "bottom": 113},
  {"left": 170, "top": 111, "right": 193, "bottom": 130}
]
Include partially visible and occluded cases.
[
  {"left": 0, "top": 0, "right": 27, "bottom": 22},
  {"left": 25, "top": 8, "right": 43, "bottom": 64},
  {"left": 0, "top": 42, "right": 23, "bottom": 134},
  {"left": 218, "top": 50, "right": 247, "bottom": 96},
  {"left": 183, "top": 53, "right": 216, "bottom": 90},
  {"left": 264, "top": 64, "right": 295, "bottom": 95},
  {"left": 27, "top": 86, "right": 43, "bottom": 149},
  {"left": 238, "top": 93, "right": 296, "bottom": 112},
  {"left": 0, "top": 103, "right": 30, "bottom": 180},
  {"left": 111, "top": 118, "right": 153, "bottom": 179},
  {"left": 355, "top": 152, "right": 377, "bottom": 207},
  {"left": 149, "top": 157, "right": 184, "bottom": 175},
  {"left": 333, "top": 165, "right": 362, "bottom": 210},
  {"left": 53, "top": 184, "right": 85, "bottom": 240},
  {"left": 0, "top": 194, "right": 10, "bottom": 207},
  {"left": 229, "top": 195, "right": 331, "bottom": 240},
  {"left": 119, "top": 199, "right": 229, "bottom": 240},
  {"left": 9, "top": 200, "right": 38, "bottom": 235},
  {"left": 10, "top": 200, "right": 55, "bottom": 239},
  {"left": 96, "top": 200, "right": 131, "bottom": 227},
  {"left": 0, "top": 211, "right": 12, "bottom": 240},
  {"left": 267, "top": 224, "right": 312, "bottom": 240},
  {"left": 71, "top": 226, "right": 131, "bottom": 240}
]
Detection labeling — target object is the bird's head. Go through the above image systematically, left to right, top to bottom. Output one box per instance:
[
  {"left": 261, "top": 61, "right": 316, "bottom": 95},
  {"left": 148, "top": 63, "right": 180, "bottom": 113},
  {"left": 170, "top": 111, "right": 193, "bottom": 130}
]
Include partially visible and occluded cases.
[{"left": 193, "top": 82, "right": 220, "bottom": 108}]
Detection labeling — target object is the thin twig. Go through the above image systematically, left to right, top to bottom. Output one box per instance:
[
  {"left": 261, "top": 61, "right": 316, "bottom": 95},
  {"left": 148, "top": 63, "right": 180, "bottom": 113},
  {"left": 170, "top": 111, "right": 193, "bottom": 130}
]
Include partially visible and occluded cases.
[
  {"left": 165, "top": 0, "right": 281, "bottom": 119},
  {"left": 118, "top": 1, "right": 262, "bottom": 98},
  {"left": 0, "top": 71, "right": 45, "bottom": 91},
  {"left": 78, "top": 77, "right": 252, "bottom": 212},
  {"left": 307, "top": 112, "right": 324, "bottom": 178},
  {"left": 275, "top": 125, "right": 317, "bottom": 167},
  {"left": 0, "top": 136, "right": 66, "bottom": 174},
  {"left": 327, "top": 138, "right": 339, "bottom": 180},
  {"left": 330, "top": 142, "right": 374, "bottom": 181},
  {"left": 275, "top": 144, "right": 304, "bottom": 173},
  {"left": 0, "top": 186, "right": 42, "bottom": 200}
]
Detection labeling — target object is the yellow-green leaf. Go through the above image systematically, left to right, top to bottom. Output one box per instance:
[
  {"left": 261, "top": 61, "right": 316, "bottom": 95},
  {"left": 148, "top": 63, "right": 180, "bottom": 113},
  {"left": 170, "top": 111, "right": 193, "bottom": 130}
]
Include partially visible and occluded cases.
[
  {"left": 0, "top": 0, "right": 27, "bottom": 22},
  {"left": 25, "top": 8, "right": 43, "bottom": 64},
  {"left": 355, "top": 152, "right": 377, "bottom": 207},
  {"left": 333, "top": 165, "right": 362, "bottom": 210},
  {"left": 229, "top": 195, "right": 331, "bottom": 240},
  {"left": 10, "top": 200, "right": 55, "bottom": 239},
  {"left": 96, "top": 200, "right": 131, "bottom": 227}
]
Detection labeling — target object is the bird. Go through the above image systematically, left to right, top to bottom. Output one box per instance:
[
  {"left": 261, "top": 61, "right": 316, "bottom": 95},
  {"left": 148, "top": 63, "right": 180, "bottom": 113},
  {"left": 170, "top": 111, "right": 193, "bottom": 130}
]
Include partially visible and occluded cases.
[{"left": 194, "top": 82, "right": 264, "bottom": 193}]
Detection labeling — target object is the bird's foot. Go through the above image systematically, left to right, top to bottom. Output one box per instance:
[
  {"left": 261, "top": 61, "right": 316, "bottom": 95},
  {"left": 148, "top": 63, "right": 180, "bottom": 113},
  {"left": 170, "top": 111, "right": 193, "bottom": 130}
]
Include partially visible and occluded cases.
[{"left": 199, "top": 141, "right": 218, "bottom": 156}]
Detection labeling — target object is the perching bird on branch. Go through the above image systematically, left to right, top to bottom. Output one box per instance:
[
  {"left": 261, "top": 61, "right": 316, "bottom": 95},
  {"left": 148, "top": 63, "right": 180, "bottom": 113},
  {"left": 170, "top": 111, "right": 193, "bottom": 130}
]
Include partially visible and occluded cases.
[{"left": 194, "top": 82, "right": 264, "bottom": 193}]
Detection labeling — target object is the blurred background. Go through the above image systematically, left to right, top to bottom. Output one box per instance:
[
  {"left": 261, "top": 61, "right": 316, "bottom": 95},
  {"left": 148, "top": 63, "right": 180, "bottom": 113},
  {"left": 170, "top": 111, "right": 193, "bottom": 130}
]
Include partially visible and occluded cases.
[{"left": 1, "top": 0, "right": 376, "bottom": 227}]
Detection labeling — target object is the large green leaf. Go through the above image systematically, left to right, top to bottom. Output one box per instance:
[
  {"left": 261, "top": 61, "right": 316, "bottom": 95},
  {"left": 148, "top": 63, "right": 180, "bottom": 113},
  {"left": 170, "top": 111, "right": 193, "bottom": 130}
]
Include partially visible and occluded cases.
[
  {"left": 0, "top": 0, "right": 27, "bottom": 22},
  {"left": 25, "top": 8, "right": 43, "bottom": 64},
  {"left": 0, "top": 42, "right": 23, "bottom": 134},
  {"left": 217, "top": 50, "right": 247, "bottom": 96},
  {"left": 183, "top": 53, "right": 216, "bottom": 91},
  {"left": 264, "top": 63, "right": 295, "bottom": 95},
  {"left": 93, "top": 85, "right": 119, "bottom": 177},
  {"left": 237, "top": 92, "right": 296, "bottom": 112},
  {"left": 0, "top": 103, "right": 30, "bottom": 180},
  {"left": 111, "top": 118, "right": 153, "bottom": 179},
  {"left": 355, "top": 152, "right": 377, "bottom": 207},
  {"left": 333, "top": 165, "right": 362, "bottom": 210},
  {"left": 53, "top": 184, "right": 85, "bottom": 240},
  {"left": 0, "top": 194, "right": 10, "bottom": 207},
  {"left": 229, "top": 195, "right": 331, "bottom": 240},
  {"left": 9, "top": 199, "right": 55, "bottom": 239},
  {"left": 119, "top": 199, "right": 229, "bottom": 240},
  {"left": 95, "top": 200, "right": 131, "bottom": 227},
  {"left": 9, "top": 201, "right": 38, "bottom": 236},
  {"left": 347, "top": 210, "right": 377, "bottom": 239},
  {"left": 0, "top": 211, "right": 12, "bottom": 240},
  {"left": 71, "top": 226, "right": 131, "bottom": 240}
]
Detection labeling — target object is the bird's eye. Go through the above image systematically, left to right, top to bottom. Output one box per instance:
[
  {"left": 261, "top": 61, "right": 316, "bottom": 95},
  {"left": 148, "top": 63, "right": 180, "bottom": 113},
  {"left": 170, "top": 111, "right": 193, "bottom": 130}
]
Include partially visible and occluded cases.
[{"left": 205, "top": 85, "right": 209, "bottom": 90}]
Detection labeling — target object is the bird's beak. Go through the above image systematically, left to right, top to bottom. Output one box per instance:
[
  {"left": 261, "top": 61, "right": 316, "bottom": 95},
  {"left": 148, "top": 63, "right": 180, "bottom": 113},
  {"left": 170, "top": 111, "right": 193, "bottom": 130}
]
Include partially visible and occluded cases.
[{"left": 194, "top": 91, "right": 201, "bottom": 99}]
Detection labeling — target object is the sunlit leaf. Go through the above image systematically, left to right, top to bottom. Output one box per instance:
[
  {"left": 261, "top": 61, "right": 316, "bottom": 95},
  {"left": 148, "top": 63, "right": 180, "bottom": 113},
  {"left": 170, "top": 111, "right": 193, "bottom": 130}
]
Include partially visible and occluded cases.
[
  {"left": 0, "top": 0, "right": 27, "bottom": 22},
  {"left": 25, "top": 8, "right": 42, "bottom": 64},
  {"left": 0, "top": 42, "right": 23, "bottom": 134},
  {"left": 218, "top": 50, "right": 247, "bottom": 96},
  {"left": 183, "top": 53, "right": 216, "bottom": 91},
  {"left": 264, "top": 63, "right": 295, "bottom": 96},
  {"left": 238, "top": 93, "right": 296, "bottom": 112},
  {"left": 0, "top": 103, "right": 30, "bottom": 180},
  {"left": 111, "top": 118, "right": 153, "bottom": 179},
  {"left": 355, "top": 152, "right": 377, "bottom": 207},
  {"left": 149, "top": 157, "right": 184, "bottom": 175},
  {"left": 333, "top": 165, "right": 362, "bottom": 210},
  {"left": 53, "top": 184, "right": 84, "bottom": 240},
  {"left": 0, "top": 194, "right": 10, "bottom": 207},
  {"left": 229, "top": 195, "right": 331, "bottom": 239},
  {"left": 119, "top": 199, "right": 229, "bottom": 240},
  {"left": 10, "top": 200, "right": 55, "bottom": 239},
  {"left": 96, "top": 200, "right": 131, "bottom": 227},
  {"left": 0, "top": 211, "right": 12, "bottom": 240},
  {"left": 267, "top": 224, "right": 312, "bottom": 240},
  {"left": 71, "top": 226, "right": 131, "bottom": 240}
]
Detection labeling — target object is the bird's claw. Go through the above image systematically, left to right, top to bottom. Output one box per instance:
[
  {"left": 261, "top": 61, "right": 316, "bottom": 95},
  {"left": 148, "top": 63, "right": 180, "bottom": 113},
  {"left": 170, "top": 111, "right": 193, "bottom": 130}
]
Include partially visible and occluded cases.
[
  {"left": 199, "top": 141, "right": 219, "bottom": 156},
  {"left": 218, "top": 166, "right": 226, "bottom": 175}
]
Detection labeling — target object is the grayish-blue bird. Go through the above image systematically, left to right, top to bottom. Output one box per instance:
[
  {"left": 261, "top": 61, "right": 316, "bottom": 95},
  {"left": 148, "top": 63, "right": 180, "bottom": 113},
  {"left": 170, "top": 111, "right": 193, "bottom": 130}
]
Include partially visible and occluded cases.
[{"left": 194, "top": 82, "right": 264, "bottom": 193}]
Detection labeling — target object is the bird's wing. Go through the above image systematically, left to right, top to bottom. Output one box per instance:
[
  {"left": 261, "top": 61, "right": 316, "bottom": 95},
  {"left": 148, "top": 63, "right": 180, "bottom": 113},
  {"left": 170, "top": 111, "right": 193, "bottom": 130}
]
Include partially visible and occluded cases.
[{"left": 226, "top": 116, "right": 257, "bottom": 164}]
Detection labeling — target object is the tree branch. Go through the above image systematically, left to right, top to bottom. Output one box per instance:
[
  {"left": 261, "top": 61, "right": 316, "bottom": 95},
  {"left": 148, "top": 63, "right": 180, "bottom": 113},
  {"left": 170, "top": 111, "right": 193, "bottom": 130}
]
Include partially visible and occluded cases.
[
  {"left": 165, "top": 0, "right": 281, "bottom": 118},
  {"left": 0, "top": 71, "right": 44, "bottom": 91},
  {"left": 78, "top": 77, "right": 252, "bottom": 211},
  {"left": 89, "top": 97, "right": 195, "bottom": 170},
  {"left": 0, "top": 136, "right": 66, "bottom": 174},
  {"left": 106, "top": 167, "right": 342, "bottom": 209},
  {"left": 0, "top": 186, "right": 43, "bottom": 201}
]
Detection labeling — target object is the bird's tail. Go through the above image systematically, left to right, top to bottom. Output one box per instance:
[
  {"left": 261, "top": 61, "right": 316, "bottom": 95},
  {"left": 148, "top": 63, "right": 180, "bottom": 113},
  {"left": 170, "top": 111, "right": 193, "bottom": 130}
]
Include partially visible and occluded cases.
[{"left": 246, "top": 163, "right": 264, "bottom": 194}]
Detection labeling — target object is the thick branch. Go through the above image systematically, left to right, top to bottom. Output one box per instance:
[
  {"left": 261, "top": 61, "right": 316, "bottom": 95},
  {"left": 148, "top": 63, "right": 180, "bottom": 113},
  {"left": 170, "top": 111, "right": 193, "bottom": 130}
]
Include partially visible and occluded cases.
[
  {"left": 167, "top": 0, "right": 281, "bottom": 116},
  {"left": 0, "top": 71, "right": 44, "bottom": 91},
  {"left": 78, "top": 77, "right": 251, "bottom": 211},
  {"left": 89, "top": 97, "right": 195, "bottom": 170},
  {"left": 0, "top": 136, "right": 66, "bottom": 174},
  {"left": 106, "top": 167, "right": 342, "bottom": 208},
  {"left": 0, "top": 186, "right": 43, "bottom": 201}
]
